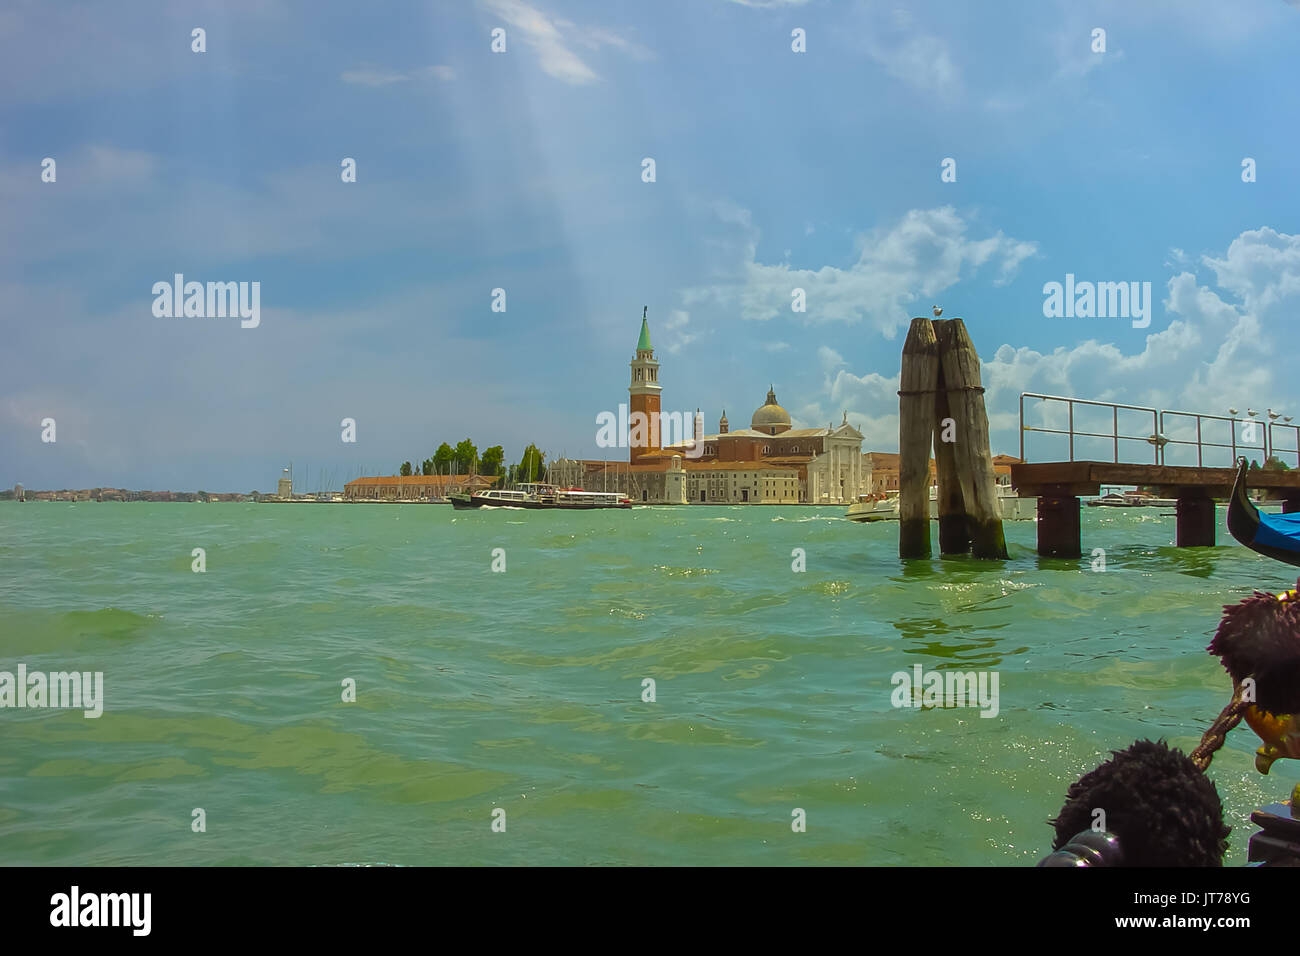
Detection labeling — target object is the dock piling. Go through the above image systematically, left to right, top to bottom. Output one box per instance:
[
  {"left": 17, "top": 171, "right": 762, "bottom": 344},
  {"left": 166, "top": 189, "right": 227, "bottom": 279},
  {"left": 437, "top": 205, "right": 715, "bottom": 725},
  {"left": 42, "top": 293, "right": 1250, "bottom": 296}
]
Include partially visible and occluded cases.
[
  {"left": 898, "top": 316, "right": 1006, "bottom": 560},
  {"left": 899, "top": 317, "right": 939, "bottom": 558},
  {"left": 935, "top": 319, "right": 1008, "bottom": 560},
  {"left": 934, "top": 363, "right": 969, "bottom": 555},
  {"left": 1176, "top": 491, "right": 1216, "bottom": 547},
  {"left": 1037, "top": 494, "right": 1082, "bottom": 558}
]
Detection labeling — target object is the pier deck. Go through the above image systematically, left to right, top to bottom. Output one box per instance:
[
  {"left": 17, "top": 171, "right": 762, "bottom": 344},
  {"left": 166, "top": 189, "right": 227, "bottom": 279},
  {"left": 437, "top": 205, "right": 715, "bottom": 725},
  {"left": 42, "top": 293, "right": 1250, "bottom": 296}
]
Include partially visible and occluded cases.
[{"left": 1010, "top": 461, "right": 1300, "bottom": 556}]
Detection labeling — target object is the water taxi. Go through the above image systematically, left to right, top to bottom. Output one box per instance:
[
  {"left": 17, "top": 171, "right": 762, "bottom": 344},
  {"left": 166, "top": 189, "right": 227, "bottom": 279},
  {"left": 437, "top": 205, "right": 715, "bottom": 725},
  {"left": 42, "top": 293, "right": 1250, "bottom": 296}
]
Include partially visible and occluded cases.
[{"left": 451, "top": 483, "right": 632, "bottom": 510}]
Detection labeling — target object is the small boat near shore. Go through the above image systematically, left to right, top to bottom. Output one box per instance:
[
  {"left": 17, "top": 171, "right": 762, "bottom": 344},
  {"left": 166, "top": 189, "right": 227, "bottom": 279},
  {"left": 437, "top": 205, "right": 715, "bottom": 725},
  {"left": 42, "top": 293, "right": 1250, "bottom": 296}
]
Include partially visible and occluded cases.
[
  {"left": 451, "top": 482, "right": 632, "bottom": 510},
  {"left": 846, "top": 488, "right": 1037, "bottom": 522},
  {"left": 1086, "top": 490, "right": 1178, "bottom": 508},
  {"left": 846, "top": 494, "right": 899, "bottom": 522}
]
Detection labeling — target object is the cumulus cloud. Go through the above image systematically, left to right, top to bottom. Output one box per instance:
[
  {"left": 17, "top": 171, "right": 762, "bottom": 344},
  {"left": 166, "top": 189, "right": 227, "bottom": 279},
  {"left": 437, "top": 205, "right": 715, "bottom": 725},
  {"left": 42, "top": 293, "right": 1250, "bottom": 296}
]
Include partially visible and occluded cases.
[
  {"left": 683, "top": 205, "right": 1037, "bottom": 335},
  {"left": 804, "top": 227, "right": 1300, "bottom": 458},
  {"left": 979, "top": 229, "right": 1297, "bottom": 459}
]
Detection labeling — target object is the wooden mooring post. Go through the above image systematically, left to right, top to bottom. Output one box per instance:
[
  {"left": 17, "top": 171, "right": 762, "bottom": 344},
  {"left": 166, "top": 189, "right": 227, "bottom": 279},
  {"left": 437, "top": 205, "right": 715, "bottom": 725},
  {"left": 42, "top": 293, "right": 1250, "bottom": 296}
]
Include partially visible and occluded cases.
[
  {"left": 899, "top": 316, "right": 1007, "bottom": 560},
  {"left": 899, "top": 317, "right": 938, "bottom": 558},
  {"left": 933, "top": 366, "right": 969, "bottom": 554}
]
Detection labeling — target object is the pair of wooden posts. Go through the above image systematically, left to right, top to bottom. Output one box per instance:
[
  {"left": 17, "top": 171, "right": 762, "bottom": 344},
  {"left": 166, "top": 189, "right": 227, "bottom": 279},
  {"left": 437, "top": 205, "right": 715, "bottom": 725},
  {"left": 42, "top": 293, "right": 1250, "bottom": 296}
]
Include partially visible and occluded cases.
[{"left": 899, "top": 316, "right": 1007, "bottom": 560}]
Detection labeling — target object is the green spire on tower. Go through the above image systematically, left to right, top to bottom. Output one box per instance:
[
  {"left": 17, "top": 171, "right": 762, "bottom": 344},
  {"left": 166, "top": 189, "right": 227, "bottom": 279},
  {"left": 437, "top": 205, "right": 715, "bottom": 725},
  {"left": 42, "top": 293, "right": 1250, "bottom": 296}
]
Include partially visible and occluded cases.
[{"left": 637, "top": 306, "right": 652, "bottom": 352}]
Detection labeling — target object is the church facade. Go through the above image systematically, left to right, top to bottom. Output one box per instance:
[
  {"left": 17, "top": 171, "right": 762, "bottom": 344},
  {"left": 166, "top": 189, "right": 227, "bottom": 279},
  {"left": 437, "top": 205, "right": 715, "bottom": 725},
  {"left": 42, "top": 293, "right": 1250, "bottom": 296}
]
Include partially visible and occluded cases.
[{"left": 550, "top": 313, "right": 865, "bottom": 504}]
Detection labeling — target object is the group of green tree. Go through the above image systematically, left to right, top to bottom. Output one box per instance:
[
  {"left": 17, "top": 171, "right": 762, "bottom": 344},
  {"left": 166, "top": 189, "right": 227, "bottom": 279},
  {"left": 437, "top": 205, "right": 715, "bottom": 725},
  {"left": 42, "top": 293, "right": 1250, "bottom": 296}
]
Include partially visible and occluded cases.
[
  {"left": 398, "top": 441, "right": 547, "bottom": 484},
  {"left": 1251, "top": 457, "right": 1292, "bottom": 472}
]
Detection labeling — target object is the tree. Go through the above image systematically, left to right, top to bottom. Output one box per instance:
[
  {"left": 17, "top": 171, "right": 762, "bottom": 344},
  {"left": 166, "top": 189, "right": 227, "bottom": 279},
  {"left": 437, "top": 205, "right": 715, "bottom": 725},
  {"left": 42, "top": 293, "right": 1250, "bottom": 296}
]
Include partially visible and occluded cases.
[
  {"left": 453, "top": 439, "right": 478, "bottom": 475},
  {"left": 434, "top": 443, "right": 454, "bottom": 474},
  {"left": 518, "top": 444, "right": 545, "bottom": 483},
  {"left": 480, "top": 445, "right": 505, "bottom": 477},
  {"left": 1265, "top": 456, "right": 1291, "bottom": 471},
  {"left": 399, "top": 461, "right": 413, "bottom": 476}
]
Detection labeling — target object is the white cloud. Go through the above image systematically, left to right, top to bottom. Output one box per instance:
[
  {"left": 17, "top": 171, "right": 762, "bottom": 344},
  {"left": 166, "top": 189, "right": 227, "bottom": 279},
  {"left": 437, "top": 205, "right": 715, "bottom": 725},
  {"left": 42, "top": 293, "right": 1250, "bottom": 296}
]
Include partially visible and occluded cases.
[
  {"left": 479, "top": 0, "right": 645, "bottom": 84},
  {"left": 860, "top": 10, "right": 960, "bottom": 100},
  {"left": 558, "top": 21, "right": 654, "bottom": 60},
  {"left": 1051, "top": 27, "right": 1122, "bottom": 80},
  {"left": 341, "top": 65, "right": 454, "bottom": 86},
  {"left": 683, "top": 205, "right": 1037, "bottom": 334},
  {"left": 806, "top": 226, "right": 1300, "bottom": 457},
  {"left": 1202, "top": 227, "right": 1300, "bottom": 314},
  {"left": 979, "top": 230, "right": 1296, "bottom": 456},
  {"left": 663, "top": 309, "right": 698, "bottom": 354},
  {"left": 817, "top": 345, "right": 846, "bottom": 375}
]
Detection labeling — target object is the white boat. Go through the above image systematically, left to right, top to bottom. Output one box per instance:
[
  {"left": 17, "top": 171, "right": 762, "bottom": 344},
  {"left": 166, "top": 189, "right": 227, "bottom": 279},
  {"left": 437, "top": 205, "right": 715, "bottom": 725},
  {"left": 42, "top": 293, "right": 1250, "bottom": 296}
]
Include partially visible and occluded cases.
[
  {"left": 451, "top": 483, "right": 631, "bottom": 510},
  {"left": 846, "top": 486, "right": 1037, "bottom": 522},
  {"left": 846, "top": 494, "right": 899, "bottom": 522}
]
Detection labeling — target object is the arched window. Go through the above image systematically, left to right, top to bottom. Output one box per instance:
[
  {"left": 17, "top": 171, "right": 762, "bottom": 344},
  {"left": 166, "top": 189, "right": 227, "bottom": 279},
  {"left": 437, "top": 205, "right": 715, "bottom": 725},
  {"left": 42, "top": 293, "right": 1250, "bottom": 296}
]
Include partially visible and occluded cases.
[{"left": 762, "top": 446, "right": 770, "bottom": 455}]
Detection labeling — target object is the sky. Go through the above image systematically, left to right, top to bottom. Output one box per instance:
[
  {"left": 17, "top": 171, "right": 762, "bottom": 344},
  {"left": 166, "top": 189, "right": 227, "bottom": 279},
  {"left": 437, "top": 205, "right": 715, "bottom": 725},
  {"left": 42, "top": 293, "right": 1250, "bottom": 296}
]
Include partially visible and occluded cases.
[{"left": 3, "top": 0, "right": 1299, "bottom": 491}]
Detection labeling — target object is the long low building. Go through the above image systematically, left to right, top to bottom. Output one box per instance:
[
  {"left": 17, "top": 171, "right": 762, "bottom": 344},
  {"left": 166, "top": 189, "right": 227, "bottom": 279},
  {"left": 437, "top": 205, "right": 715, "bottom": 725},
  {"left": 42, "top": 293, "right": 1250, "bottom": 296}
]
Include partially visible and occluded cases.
[{"left": 343, "top": 474, "right": 498, "bottom": 500}]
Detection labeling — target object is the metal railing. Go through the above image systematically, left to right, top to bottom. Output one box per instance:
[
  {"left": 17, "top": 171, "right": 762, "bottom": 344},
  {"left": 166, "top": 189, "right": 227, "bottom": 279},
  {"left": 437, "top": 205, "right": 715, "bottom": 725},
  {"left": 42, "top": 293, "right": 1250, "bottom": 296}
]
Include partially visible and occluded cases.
[
  {"left": 1018, "top": 393, "right": 1159, "bottom": 463},
  {"left": 1020, "top": 393, "right": 1300, "bottom": 468},
  {"left": 1156, "top": 409, "right": 1242, "bottom": 467},
  {"left": 1265, "top": 420, "right": 1300, "bottom": 468}
]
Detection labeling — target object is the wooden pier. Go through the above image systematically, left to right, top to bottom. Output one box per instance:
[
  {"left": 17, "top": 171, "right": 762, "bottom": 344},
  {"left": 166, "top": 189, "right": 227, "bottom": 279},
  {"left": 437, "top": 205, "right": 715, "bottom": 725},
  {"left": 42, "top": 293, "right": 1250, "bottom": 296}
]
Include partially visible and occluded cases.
[{"left": 1011, "top": 461, "right": 1300, "bottom": 557}]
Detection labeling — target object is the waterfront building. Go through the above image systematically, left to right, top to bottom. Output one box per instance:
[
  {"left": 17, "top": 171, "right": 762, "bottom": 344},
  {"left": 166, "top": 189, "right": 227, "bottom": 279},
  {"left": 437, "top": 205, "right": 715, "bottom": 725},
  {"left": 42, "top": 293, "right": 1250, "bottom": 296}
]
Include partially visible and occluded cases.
[
  {"left": 550, "top": 312, "right": 865, "bottom": 504},
  {"left": 860, "top": 452, "right": 1021, "bottom": 496},
  {"left": 862, "top": 452, "right": 934, "bottom": 495},
  {"left": 343, "top": 474, "right": 498, "bottom": 501}
]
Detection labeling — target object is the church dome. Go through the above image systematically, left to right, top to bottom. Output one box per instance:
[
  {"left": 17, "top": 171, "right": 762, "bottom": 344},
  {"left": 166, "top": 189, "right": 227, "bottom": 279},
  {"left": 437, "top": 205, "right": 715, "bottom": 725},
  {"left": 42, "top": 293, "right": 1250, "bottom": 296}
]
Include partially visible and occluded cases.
[{"left": 751, "top": 387, "right": 792, "bottom": 434}]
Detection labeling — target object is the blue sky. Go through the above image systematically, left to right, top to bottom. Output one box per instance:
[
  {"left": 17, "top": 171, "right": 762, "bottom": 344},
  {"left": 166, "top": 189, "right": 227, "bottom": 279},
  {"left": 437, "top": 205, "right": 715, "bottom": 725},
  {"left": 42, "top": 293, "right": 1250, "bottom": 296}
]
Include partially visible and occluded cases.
[{"left": 3, "top": 0, "right": 1299, "bottom": 490}]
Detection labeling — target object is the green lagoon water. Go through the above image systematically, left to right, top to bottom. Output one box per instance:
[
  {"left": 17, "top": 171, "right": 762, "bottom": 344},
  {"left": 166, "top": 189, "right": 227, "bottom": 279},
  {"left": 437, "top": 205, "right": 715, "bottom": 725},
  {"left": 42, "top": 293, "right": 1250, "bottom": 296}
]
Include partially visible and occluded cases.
[{"left": 1, "top": 501, "right": 1297, "bottom": 866}]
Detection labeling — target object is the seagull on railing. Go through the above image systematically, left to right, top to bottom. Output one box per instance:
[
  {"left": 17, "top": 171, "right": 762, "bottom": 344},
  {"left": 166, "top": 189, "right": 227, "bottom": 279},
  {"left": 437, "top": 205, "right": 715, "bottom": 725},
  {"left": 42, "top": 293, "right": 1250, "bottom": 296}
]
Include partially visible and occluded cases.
[
  {"left": 933, "top": 306, "right": 943, "bottom": 317},
  {"left": 1229, "top": 407, "right": 1239, "bottom": 416},
  {"left": 1248, "top": 409, "right": 1259, "bottom": 418},
  {"left": 1268, "top": 409, "right": 1281, "bottom": 420}
]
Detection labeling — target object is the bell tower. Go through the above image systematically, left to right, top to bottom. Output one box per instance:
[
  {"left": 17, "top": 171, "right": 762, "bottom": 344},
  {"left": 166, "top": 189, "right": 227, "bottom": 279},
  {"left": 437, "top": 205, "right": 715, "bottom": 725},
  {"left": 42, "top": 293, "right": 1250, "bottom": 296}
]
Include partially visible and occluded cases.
[{"left": 629, "top": 306, "right": 662, "bottom": 464}]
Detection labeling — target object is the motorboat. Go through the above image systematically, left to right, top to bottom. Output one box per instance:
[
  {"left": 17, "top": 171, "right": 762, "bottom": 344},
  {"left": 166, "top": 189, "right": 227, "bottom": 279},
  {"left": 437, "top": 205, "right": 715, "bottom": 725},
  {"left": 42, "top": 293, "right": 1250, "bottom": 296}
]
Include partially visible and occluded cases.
[
  {"left": 451, "top": 483, "right": 631, "bottom": 510},
  {"left": 846, "top": 494, "right": 899, "bottom": 522}
]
